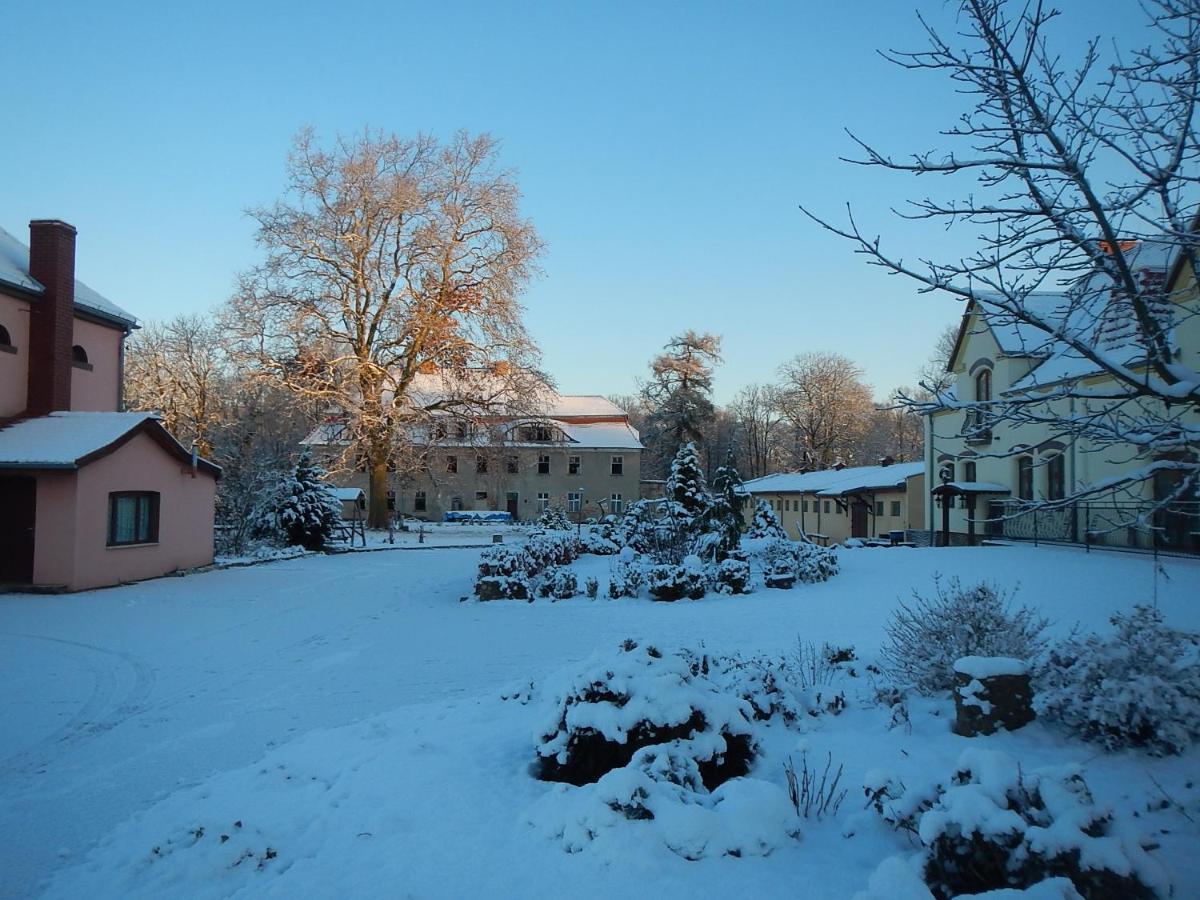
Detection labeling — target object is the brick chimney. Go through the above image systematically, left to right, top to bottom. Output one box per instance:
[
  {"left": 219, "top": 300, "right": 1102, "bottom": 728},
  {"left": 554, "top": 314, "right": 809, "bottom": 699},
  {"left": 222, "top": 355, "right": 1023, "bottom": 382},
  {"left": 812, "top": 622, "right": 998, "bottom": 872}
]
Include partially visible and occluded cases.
[{"left": 26, "top": 219, "right": 76, "bottom": 416}]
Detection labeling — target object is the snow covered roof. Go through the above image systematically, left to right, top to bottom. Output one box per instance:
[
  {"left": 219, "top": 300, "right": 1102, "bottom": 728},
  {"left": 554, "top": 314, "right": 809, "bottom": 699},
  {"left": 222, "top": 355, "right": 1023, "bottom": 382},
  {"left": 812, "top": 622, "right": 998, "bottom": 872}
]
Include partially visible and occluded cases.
[
  {"left": 0, "top": 225, "right": 137, "bottom": 327},
  {"left": 0, "top": 412, "right": 219, "bottom": 475},
  {"left": 302, "top": 417, "right": 643, "bottom": 450},
  {"left": 743, "top": 461, "right": 923, "bottom": 497},
  {"left": 933, "top": 481, "right": 1011, "bottom": 494},
  {"left": 331, "top": 487, "right": 365, "bottom": 502}
]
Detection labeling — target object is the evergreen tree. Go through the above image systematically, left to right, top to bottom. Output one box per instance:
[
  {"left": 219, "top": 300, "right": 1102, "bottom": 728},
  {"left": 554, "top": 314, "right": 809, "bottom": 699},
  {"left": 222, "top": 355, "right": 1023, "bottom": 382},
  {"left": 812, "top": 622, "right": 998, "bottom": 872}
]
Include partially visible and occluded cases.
[
  {"left": 640, "top": 331, "right": 722, "bottom": 476},
  {"left": 666, "top": 442, "right": 713, "bottom": 522},
  {"left": 708, "top": 449, "right": 745, "bottom": 553},
  {"left": 277, "top": 452, "right": 341, "bottom": 550},
  {"left": 747, "top": 499, "right": 786, "bottom": 540}
]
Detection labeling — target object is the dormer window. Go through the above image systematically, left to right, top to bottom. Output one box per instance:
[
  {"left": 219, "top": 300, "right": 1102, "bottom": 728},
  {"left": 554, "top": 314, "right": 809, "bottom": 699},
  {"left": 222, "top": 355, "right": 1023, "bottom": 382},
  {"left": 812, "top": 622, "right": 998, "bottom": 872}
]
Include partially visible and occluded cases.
[{"left": 513, "top": 421, "right": 566, "bottom": 443}]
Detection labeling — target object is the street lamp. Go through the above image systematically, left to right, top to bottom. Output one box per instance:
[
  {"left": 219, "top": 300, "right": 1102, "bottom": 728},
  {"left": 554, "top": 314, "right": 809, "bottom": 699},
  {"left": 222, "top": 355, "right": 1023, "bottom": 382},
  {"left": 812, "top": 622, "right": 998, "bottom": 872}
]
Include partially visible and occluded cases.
[{"left": 577, "top": 486, "right": 585, "bottom": 538}]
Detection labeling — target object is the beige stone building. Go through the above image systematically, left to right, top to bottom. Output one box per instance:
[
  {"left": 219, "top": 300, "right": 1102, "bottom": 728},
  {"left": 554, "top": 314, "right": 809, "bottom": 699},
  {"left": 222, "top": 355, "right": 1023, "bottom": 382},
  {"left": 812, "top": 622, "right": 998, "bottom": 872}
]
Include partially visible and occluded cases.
[
  {"left": 926, "top": 238, "right": 1199, "bottom": 551},
  {"left": 307, "top": 388, "right": 642, "bottom": 523},
  {"left": 742, "top": 460, "right": 925, "bottom": 544}
]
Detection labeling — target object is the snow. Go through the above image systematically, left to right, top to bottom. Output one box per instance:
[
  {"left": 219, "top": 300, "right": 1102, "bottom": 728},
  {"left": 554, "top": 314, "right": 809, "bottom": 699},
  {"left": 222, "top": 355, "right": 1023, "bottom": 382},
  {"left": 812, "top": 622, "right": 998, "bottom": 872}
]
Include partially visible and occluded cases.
[
  {"left": 0, "top": 224, "right": 137, "bottom": 325},
  {"left": 0, "top": 411, "right": 157, "bottom": 467},
  {"left": 744, "top": 461, "right": 924, "bottom": 497},
  {"left": 941, "top": 481, "right": 1012, "bottom": 494},
  {"left": 329, "top": 487, "right": 364, "bottom": 502},
  {"left": 1, "top": 544, "right": 1198, "bottom": 898},
  {"left": 954, "top": 656, "right": 1028, "bottom": 678}
]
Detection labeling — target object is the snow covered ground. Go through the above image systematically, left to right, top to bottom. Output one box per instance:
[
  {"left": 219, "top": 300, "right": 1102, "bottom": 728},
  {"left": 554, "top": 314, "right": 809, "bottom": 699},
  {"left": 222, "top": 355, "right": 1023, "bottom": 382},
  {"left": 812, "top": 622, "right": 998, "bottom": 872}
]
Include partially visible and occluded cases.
[{"left": 1, "top": 544, "right": 1197, "bottom": 898}]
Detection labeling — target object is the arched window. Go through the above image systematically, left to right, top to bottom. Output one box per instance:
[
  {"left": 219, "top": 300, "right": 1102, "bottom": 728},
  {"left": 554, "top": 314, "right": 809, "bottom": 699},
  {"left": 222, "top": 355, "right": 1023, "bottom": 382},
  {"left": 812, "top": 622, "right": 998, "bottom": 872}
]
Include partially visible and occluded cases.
[
  {"left": 0, "top": 325, "right": 12, "bottom": 347},
  {"left": 72, "top": 344, "right": 89, "bottom": 365},
  {"left": 975, "top": 368, "right": 991, "bottom": 402},
  {"left": 1046, "top": 454, "right": 1065, "bottom": 501},
  {"left": 1017, "top": 455, "right": 1034, "bottom": 501},
  {"left": 963, "top": 460, "right": 976, "bottom": 483}
]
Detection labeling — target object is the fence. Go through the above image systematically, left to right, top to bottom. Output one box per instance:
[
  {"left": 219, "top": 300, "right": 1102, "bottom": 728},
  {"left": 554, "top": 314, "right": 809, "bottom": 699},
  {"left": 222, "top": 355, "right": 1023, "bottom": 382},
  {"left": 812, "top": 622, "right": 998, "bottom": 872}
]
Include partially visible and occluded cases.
[{"left": 981, "top": 500, "right": 1199, "bottom": 555}]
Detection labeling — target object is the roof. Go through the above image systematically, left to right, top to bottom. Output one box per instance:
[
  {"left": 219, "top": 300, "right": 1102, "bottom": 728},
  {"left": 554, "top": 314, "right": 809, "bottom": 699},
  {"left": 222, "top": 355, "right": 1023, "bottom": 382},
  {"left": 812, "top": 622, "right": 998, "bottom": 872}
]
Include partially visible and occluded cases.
[
  {"left": 0, "top": 225, "right": 137, "bottom": 327},
  {"left": 0, "top": 412, "right": 220, "bottom": 476},
  {"left": 302, "top": 416, "right": 644, "bottom": 451},
  {"left": 743, "top": 461, "right": 924, "bottom": 497},
  {"left": 932, "top": 481, "right": 1011, "bottom": 495},
  {"left": 331, "top": 487, "right": 365, "bottom": 501}
]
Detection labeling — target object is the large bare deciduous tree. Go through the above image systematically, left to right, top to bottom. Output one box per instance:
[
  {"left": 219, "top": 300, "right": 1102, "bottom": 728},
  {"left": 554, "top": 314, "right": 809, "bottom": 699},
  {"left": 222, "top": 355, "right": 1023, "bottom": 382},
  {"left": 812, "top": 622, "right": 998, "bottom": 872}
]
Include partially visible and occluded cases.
[
  {"left": 803, "top": 0, "right": 1200, "bottom": 526},
  {"left": 231, "top": 129, "right": 543, "bottom": 527},
  {"left": 774, "top": 351, "right": 877, "bottom": 469}
]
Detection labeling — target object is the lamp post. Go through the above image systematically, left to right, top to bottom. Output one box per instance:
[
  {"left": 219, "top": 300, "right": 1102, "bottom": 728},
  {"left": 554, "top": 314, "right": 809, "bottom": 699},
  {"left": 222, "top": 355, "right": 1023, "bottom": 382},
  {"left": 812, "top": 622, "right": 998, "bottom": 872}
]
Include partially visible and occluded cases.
[{"left": 577, "top": 487, "right": 585, "bottom": 538}]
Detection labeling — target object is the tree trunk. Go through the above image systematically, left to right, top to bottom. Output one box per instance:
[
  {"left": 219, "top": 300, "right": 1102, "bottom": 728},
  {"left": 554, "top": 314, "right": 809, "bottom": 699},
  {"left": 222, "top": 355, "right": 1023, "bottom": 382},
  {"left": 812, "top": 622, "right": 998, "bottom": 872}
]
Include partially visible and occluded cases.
[{"left": 368, "top": 458, "right": 390, "bottom": 529}]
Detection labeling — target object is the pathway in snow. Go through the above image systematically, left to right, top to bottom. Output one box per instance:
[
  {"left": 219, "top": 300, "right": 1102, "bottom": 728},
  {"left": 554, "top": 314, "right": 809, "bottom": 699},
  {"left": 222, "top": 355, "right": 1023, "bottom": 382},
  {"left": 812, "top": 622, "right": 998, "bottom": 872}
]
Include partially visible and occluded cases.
[{"left": 0, "top": 545, "right": 1196, "bottom": 898}]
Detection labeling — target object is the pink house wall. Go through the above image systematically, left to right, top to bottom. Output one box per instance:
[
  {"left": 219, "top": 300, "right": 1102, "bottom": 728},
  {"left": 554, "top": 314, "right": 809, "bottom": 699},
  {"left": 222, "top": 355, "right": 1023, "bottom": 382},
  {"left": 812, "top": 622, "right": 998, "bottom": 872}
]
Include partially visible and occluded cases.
[
  {"left": 0, "top": 292, "right": 31, "bottom": 418},
  {"left": 70, "top": 317, "right": 123, "bottom": 412},
  {"left": 31, "top": 432, "right": 217, "bottom": 591}
]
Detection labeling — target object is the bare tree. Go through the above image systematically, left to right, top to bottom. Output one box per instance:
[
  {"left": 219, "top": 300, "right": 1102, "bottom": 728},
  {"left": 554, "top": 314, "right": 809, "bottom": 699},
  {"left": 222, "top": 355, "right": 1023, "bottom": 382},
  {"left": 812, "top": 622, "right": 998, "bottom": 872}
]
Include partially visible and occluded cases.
[
  {"left": 803, "top": 0, "right": 1200, "bottom": 526},
  {"left": 230, "top": 129, "right": 543, "bottom": 526},
  {"left": 917, "top": 323, "right": 961, "bottom": 396},
  {"left": 774, "top": 352, "right": 877, "bottom": 469},
  {"left": 729, "top": 383, "right": 786, "bottom": 478}
]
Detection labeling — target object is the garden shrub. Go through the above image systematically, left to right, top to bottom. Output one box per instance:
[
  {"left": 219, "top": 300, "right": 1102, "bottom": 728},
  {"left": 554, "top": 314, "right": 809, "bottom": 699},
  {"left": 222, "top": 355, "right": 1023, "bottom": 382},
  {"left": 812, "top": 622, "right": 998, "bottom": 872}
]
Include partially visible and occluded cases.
[
  {"left": 747, "top": 499, "right": 786, "bottom": 539},
  {"left": 536, "top": 507, "right": 573, "bottom": 530},
  {"left": 474, "top": 545, "right": 532, "bottom": 600},
  {"left": 607, "top": 550, "right": 645, "bottom": 598},
  {"left": 647, "top": 558, "right": 708, "bottom": 601},
  {"left": 713, "top": 558, "right": 752, "bottom": 594},
  {"left": 536, "top": 567, "right": 578, "bottom": 600},
  {"left": 879, "top": 577, "right": 1048, "bottom": 694},
  {"left": 1035, "top": 605, "right": 1200, "bottom": 756}
]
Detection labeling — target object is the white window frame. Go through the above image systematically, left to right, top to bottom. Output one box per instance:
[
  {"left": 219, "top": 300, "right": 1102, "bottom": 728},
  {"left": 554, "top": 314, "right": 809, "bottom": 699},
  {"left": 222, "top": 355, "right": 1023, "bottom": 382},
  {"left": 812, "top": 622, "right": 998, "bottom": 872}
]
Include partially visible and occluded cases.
[
  {"left": 610, "top": 455, "right": 623, "bottom": 475},
  {"left": 537, "top": 492, "right": 550, "bottom": 513},
  {"left": 567, "top": 492, "right": 582, "bottom": 513},
  {"left": 610, "top": 493, "right": 623, "bottom": 514}
]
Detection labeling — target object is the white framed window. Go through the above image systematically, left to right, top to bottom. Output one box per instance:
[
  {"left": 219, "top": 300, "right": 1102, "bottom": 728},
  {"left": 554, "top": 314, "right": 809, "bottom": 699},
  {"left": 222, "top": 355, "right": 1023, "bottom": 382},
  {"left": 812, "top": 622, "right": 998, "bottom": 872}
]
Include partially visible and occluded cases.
[
  {"left": 568, "top": 455, "right": 581, "bottom": 475},
  {"left": 611, "top": 455, "right": 623, "bottom": 475},
  {"left": 537, "top": 492, "right": 550, "bottom": 513},
  {"left": 568, "top": 492, "right": 582, "bottom": 513},
  {"left": 610, "top": 493, "right": 623, "bottom": 514},
  {"left": 890, "top": 500, "right": 902, "bottom": 517}
]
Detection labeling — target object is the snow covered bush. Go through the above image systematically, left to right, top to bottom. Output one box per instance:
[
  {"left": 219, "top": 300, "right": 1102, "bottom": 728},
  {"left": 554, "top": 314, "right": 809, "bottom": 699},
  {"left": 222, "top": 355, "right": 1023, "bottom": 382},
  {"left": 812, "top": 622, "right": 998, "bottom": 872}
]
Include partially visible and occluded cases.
[
  {"left": 666, "top": 442, "right": 714, "bottom": 525},
  {"left": 275, "top": 453, "right": 341, "bottom": 551},
  {"left": 747, "top": 500, "right": 786, "bottom": 539},
  {"left": 536, "top": 507, "right": 573, "bottom": 530},
  {"left": 577, "top": 529, "right": 619, "bottom": 555},
  {"left": 526, "top": 533, "right": 579, "bottom": 570},
  {"left": 758, "top": 538, "right": 800, "bottom": 588},
  {"left": 795, "top": 541, "right": 839, "bottom": 583},
  {"left": 474, "top": 545, "right": 532, "bottom": 600},
  {"left": 606, "top": 550, "right": 645, "bottom": 599},
  {"left": 646, "top": 557, "right": 708, "bottom": 601},
  {"left": 713, "top": 558, "right": 752, "bottom": 595},
  {"left": 536, "top": 567, "right": 578, "bottom": 601},
  {"left": 584, "top": 576, "right": 599, "bottom": 599},
  {"left": 879, "top": 577, "right": 1049, "bottom": 694},
  {"left": 1035, "top": 605, "right": 1200, "bottom": 756},
  {"left": 534, "top": 639, "right": 757, "bottom": 789},
  {"left": 694, "top": 648, "right": 849, "bottom": 725},
  {"left": 864, "top": 749, "right": 1169, "bottom": 899}
]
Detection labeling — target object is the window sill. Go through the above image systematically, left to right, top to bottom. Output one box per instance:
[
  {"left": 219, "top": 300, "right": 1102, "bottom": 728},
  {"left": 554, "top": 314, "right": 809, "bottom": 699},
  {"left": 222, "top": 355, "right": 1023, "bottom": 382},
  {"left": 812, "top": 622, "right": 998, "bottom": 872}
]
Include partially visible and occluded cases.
[
  {"left": 0, "top": 344, "right": 16, "bottom": 355},
  {"left": 73, "top": 360, "right": 94, "bottom": 371},
  {"left": 107, "top": 541, "right": 159, "bottom": 550}
]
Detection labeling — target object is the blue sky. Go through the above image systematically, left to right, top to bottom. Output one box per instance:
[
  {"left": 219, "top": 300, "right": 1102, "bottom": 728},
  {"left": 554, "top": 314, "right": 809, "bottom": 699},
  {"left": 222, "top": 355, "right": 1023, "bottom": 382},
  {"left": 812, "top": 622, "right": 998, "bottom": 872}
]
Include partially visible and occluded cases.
[{"left": 3, "top": 0, "right": 1150, "bottom": 403}]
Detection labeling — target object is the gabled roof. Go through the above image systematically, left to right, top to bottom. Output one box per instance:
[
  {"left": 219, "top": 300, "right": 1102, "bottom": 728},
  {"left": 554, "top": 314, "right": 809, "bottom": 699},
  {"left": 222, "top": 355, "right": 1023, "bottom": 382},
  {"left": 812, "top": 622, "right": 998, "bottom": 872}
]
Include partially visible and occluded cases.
[
  {"left": 0, "top": 225, "right": 137, "bottom": 328},
  {"left": 0, "top": 412, "right": 220, "bottom": 476},
  {"left": 743, "top": 461, "right": 923, "bottom": 497}
]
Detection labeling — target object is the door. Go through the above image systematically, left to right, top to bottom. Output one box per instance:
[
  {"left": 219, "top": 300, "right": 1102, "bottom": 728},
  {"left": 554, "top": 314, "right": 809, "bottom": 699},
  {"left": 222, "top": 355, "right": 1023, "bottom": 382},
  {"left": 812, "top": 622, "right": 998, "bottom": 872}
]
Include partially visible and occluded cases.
[
  {"left": 0, "top": 476, "right": 36, "bottom": 584},
  {"left": 506, "top": 492, "right": 520, "bottom": 521},
  {"left": 850, "top": 500, "right": 869, "bottom": 539}
]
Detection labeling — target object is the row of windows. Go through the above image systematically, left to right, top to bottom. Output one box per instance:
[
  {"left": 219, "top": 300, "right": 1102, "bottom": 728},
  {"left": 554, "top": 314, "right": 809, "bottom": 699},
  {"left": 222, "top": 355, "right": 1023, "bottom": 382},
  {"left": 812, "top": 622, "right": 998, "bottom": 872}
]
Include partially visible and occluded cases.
[
  {"left": 0, "top": 326, "right": 91, "bottom": 369},
  {"left": 443, "top": 453, "right": 624, "bottom": 476},
  {"left": 953, "top": 453, "right": 1065, "bottom": 502},
  {"left": 412, "top": 491, "right": 624, "bottom": 514},
  {"left": 761, "top": 497, "right": 903, "bottom": 517}
]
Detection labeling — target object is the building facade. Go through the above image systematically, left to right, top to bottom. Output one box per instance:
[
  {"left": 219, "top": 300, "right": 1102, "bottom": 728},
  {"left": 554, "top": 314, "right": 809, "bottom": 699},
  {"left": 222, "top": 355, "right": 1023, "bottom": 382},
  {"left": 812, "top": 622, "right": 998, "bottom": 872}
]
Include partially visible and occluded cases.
[{"left": 0, "top": 220, "right": 219, "bottom": 590}]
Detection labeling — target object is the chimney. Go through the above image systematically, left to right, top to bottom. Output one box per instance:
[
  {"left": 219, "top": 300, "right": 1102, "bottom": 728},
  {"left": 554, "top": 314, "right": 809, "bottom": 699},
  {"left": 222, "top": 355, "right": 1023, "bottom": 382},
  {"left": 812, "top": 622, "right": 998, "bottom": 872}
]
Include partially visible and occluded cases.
[
  {"left": 26, "top": 219, "right": 77, "bottom": 416},
  {"left": 880, "top": 455, "right": 894, "bottom": 467},
  {"left": 832, "top": 458, "right": 846, "bottom": 471}
]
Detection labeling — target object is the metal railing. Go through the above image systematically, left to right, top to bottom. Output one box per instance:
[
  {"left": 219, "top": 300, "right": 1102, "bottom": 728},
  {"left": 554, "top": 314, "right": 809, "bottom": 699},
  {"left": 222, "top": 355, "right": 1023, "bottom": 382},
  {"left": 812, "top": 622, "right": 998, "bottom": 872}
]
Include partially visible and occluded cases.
[{"left": 983, "top": 500, "right": 1199, "bottom": 555}]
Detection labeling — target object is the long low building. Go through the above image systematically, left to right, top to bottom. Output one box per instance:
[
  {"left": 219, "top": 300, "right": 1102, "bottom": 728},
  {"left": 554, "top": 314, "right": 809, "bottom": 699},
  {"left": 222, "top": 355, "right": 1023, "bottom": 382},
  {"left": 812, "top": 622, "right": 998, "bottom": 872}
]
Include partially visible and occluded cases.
[{"left": 742, "top": 460, "right": 925, "bottom": 544}]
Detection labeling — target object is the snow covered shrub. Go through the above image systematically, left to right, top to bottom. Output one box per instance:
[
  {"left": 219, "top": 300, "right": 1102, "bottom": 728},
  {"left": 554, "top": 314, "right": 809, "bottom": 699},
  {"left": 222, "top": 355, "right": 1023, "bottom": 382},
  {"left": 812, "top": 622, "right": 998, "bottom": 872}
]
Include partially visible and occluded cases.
[
  {"left": 275, "top": 453, "right": 341, "bottom": 551},
  {"left": 747, "top": 499, "right": 786, "bottom": 539},
  {"left": 614, "top": 500, "right": 654, "bottom": 553},
  {"left": 536, "top": 507, "right": 573, "bottom": 530},
  {"left": 578, "top": 529, "right": 619, "bottom": 555},
  {"left": 526, "top": 533, "right": 579, "bottom": 570},
  {"left": 758, "top": 538, "right": 800, "bottom": 586},
  {"left": 794, "top": 541, "right": 839, "bottom": 583},
  {"left": 475, "top": 545, "right": 532, "bottom": 600},
  {"left": 606, "top": 550, "right": 644, "bottom": 599},
  {"left": 646, "top": 557, "right": 708, "bottom": 601},
  {"left": 713, "top": 558, "right": 751, "bottom": 594},
  {"left": 536, "top": 567, "right": 578, "bottom": 600},
  {"left": 584, "top": 576, "right": 599, "bottom": 599},
  {"left": 879, "top": 577, "right": 1048, "bottom": 694},
  {"left": 1036, "top": 606, "right": 1200, "bottom": 756},
  {"left": 535, "top": 639, "right": 757, "bottom": 790},
  {"left": 697, "top": 650, "right": 848, "bottom": 725},
  {"left": 865, "top": 749, "right": 1169, "bottom": 900}
]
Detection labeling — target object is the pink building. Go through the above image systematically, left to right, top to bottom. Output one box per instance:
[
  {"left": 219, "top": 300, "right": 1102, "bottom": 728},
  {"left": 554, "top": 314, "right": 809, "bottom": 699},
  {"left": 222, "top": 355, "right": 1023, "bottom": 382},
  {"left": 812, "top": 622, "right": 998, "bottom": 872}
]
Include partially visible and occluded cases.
[{"left": 0, "top": 219, "right": 219, "bottom": 591}]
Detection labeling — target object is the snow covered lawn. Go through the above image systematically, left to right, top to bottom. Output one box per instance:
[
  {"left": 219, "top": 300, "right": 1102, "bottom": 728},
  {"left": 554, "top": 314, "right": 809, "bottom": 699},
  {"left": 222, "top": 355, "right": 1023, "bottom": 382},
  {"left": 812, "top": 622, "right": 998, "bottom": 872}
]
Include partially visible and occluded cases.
[{"left": 1, "top": 544, "right": 1197, "bottom": 898}]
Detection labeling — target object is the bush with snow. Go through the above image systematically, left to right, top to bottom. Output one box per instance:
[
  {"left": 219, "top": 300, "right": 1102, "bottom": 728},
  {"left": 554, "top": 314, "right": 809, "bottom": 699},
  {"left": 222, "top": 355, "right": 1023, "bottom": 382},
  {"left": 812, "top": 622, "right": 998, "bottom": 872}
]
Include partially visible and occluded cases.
[
  {"left": 275, "top": 453, "right": 341, "bottom": 551},
  {"left": 747, "top": 499, "right": 786, "bottom": 540},
  {"left": 536, "top": 507, "right": 573, "bottom": 530},
  {"left": 577, "top": 529, "right": 620, "bottom": 555},
  {"left": 526, "top": 532, "right": 579, "bottom": 570},
  {"left": 754, "top": 538, "right": 840, "bottom": 588},
  {"left": 795, "top": 541, "right": 839, "bottom": 583},
  {"left": 474, "top": 545, "right": 532, "bottom": 600},
  {"left": 607, "top": 550, "right": 645, "bottom": 599},
  {"left": 646, "top": 557, "right": 708, "bottom": 601},
  {"left": 713, "top": 558, "right": 752, "bottom": 595},
  {"left": 536, "top": 567, "right": 578, "bottom": 601},
  {"left": 584, "top": 576, "right": 599, "bottom": 599},
  {"left": 879, "top": 577, "right": 1048, "bottom": 694},
  {"left": 1035, "top": 605, "right": 1200, "bottom": 756},
  {"left": 534, "top": 639, "right": 756, "bottom": 790},
  {"left": 692, "top": 647, "right": 850, "bottom": 725},
  {"left": 863, "top": 748, "right": 1169, "bottom": 899}
]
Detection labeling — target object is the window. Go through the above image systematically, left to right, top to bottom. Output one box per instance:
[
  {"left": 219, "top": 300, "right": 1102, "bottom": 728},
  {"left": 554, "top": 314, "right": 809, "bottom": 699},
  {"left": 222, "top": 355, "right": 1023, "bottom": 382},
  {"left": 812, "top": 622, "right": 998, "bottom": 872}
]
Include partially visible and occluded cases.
[
  {"left": 0, "top": 324, "right": 13, "bottom": 352},
  {"left": 71, "top": 344, "right": 89, "bottom": 367},
  {"left": 975, "top": 368, "right": 991, "bottom": 402},
  {"left": 431, "top": 421, "right": 448, "bottom": 441},
  {"left": 454, "top": 422, "right": 469, "bottom": 440},
  {"left": 520, "top": 423, "right": 556, "bottom": 442},
  {"left": 446, "top": 454, "right": 458, "bottom": 474},
  {"left": 538, "top": 454, "right": 551, "bottom": 475},
  {"left": 1046, "top": 454, "right": 1065, "bottom": 501},
  {"left": 476, "top": 455, "right": 488, "bottom": 474},
  {"left": 506, "top": 455, "right": 519, "bottom": 474},
  {"left": 568, "top": 455, "right": 581, "bottom": 475},
  {"left": 611, "top": 455, "right": 623, "bottom": 475},
  {"left": 1017, "top": 455, "right": 1034, "bottom": 500},
  {"left": 963, "top": 460, "right": 977, "bottom": 483},
  {"left": 414, "top": 491, "right": 427, "bottom": 512},
  {"left": 475, "top": 491, "right": 488, "bottom": 501},
  {"left": 107, "top": 492, "right": 159, "bottom": 546},
  {"left": 537, "top": 492, "right": 550, "bottom": 513},
  {"left": 568, "top": 492, "right": 582, "bottom": 513},
  {"left": 611, "top": 493, "right": 624, "bottom": 514},
  {"left": 451, "top": 496, "right": 463, "bottom": 511},
  {"left": 802, "top": 500, "right": 809, "bottom": 513},
  {"left": 823, "top": 500, "right": 831, "bottom": 514},
  {"left": 890, "top": 500, "right": 902, "bottom": 517},
  {"left": 876, "top": 501, "right": 884, "bottom": 516}
]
